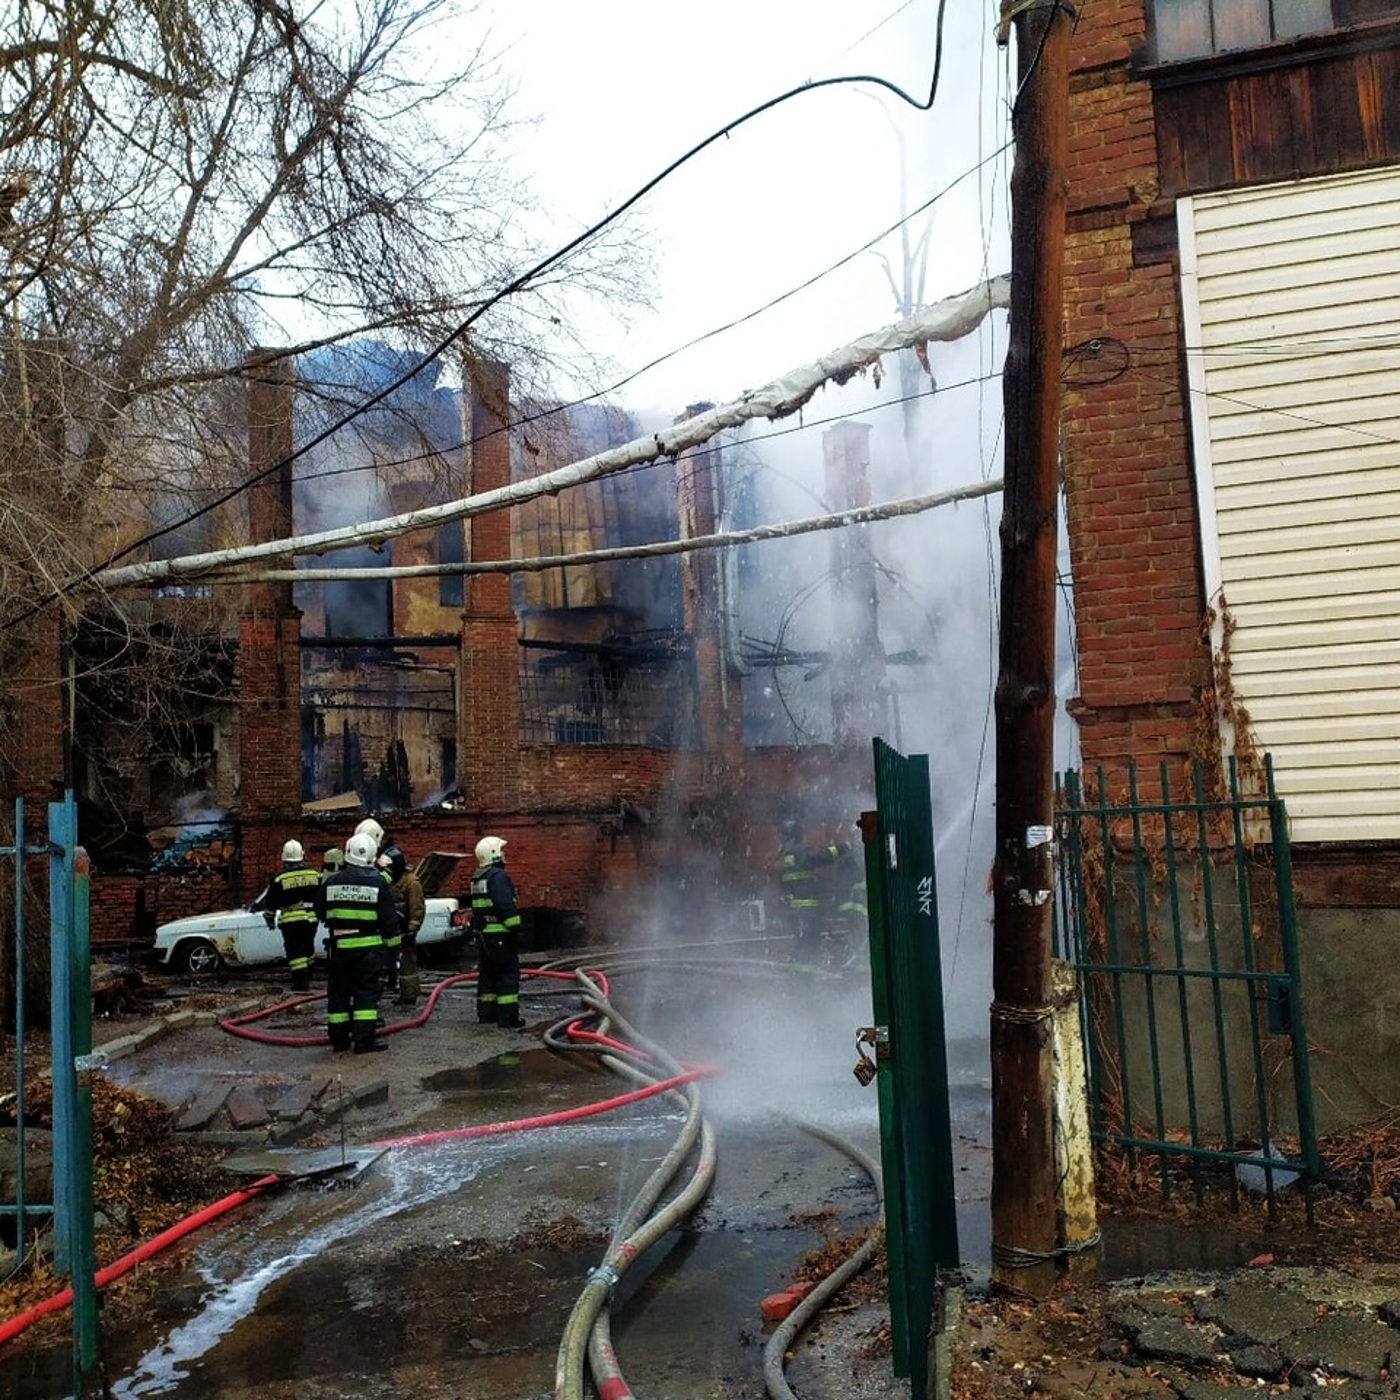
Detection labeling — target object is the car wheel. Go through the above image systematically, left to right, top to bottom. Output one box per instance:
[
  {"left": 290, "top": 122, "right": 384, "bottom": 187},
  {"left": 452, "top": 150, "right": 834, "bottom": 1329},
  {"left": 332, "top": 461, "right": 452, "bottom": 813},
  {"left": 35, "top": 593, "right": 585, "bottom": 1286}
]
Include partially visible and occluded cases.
[{"left": 175, "top": 938, "right": 223, "bottom": 976}]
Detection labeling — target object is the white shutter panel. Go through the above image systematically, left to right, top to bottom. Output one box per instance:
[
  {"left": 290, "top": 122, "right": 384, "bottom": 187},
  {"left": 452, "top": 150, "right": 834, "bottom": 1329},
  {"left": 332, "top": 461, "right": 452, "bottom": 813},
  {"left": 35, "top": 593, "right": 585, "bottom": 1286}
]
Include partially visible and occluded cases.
[{"left": 1180, "top": 167, "right": 1400, "bottom": 842}]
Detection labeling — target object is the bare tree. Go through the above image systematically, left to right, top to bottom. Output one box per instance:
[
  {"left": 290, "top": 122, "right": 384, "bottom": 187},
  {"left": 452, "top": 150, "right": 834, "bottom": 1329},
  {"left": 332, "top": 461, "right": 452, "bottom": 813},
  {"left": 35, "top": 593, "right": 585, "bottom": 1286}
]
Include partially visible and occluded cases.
[{"left": 0, "top": 0, "right": 648, "bottom": 825}]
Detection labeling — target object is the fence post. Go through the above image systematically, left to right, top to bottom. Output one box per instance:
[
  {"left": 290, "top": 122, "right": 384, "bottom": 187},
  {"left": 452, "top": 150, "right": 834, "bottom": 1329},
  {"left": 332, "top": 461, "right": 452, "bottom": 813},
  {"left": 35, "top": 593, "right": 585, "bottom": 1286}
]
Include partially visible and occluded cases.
[{"left": 49, "top": 794, "right": 99, "bottom": 1389}]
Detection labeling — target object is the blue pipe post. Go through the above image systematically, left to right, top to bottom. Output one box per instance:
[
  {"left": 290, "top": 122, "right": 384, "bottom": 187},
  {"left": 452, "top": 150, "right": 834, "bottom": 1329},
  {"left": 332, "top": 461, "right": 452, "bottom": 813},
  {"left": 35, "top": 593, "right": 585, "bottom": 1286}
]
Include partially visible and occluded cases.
[{"left": 49, "top": 794, "right": 98, "bottom": 1388}]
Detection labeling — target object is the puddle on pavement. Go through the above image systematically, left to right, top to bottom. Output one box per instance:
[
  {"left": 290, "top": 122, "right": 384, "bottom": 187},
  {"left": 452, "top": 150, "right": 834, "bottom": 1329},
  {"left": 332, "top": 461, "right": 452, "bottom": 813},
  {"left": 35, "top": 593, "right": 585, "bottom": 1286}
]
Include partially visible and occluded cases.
[
  {"left": 20, "top": 1031, "right": 1307, "bottom": 1397},
  {"left": 422, "top": 1045, "right": 604, "bottom": 1099},
  {"left": 2, "top": 1047, "right": 1002, "bottom": 1399},
  {"left": 1100, "top": 1213, "right": 1271, "bottom": 1278},
  {"left": 94, "top": 1221, "right": 832, "bottom": 1400}
]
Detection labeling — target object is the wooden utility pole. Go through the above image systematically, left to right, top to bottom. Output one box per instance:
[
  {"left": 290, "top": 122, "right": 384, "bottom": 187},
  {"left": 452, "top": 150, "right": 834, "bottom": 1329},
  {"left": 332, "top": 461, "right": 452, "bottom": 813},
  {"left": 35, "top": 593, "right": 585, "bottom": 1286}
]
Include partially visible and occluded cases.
[{"left": 990, "top": 0, "right": 1074, "bottom": 1297}]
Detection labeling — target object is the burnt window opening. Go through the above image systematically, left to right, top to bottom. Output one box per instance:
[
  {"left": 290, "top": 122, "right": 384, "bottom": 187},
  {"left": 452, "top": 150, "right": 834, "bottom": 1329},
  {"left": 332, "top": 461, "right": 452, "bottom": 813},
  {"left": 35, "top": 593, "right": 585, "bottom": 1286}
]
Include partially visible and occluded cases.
[
  {"left": 1150, "top": 0, "right": 1395, "bottom": 61},
  {"left": 438, "top": 521, "right": 465, "bottom": 609},
  {"left": 322, "top": 569, "right": 391, "bottom": 640},
  {"left": 517, "top": 633, "right": 695, "bottom": 749}
]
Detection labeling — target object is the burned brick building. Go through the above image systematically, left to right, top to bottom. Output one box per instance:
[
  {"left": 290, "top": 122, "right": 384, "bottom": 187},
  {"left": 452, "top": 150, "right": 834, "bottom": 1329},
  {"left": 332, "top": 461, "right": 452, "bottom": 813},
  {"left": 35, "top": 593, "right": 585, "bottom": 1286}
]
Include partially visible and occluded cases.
[{"left": 23, "top": 346, "right": 883, "bottom": 952}]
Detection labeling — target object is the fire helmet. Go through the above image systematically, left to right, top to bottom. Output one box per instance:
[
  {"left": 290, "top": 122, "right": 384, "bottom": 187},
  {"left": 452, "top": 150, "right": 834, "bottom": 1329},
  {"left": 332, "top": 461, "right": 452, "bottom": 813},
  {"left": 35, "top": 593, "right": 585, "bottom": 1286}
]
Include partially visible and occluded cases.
[
  {"left": 354, "top": 818, "right": 385, "bottom": 851},
  {"left": 345, "top": 833, "right": 378, "bottom": 868},
  {"left": 475, "top": 835, "right": 507, "bottom": 866},
  {"left": 282, "top": 839, "right": 304, "bottom": 862},
  {"left": 322, "top": 847, "right": 345, "bottom": 872}
]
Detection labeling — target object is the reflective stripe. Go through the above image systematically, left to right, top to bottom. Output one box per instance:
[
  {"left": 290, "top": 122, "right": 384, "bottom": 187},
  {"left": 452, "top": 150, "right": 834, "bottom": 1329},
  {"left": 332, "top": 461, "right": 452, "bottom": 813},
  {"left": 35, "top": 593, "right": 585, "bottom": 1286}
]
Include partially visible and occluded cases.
[
  {"left": 272, "top": 867, "right": 321, "bottom": 927},
  {"left": 325, "top": 907, "right": 378, "bottom": 923},
  {"left": 329, "top": 933, "right": 382, "bottom": 950}
]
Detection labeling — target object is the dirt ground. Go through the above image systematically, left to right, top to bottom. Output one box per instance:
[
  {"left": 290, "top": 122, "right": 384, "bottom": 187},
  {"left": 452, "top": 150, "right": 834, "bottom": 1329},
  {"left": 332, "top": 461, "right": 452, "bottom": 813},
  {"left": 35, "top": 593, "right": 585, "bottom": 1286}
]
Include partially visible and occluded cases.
[{"left": 952, "top": 1138, "right": 1400, "bottom": 1399}]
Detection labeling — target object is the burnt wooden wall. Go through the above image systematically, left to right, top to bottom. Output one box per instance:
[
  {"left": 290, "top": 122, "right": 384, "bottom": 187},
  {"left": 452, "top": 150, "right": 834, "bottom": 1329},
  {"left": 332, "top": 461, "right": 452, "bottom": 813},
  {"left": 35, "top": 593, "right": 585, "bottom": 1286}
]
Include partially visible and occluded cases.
[{"left": 1147, "top": 20, "right": 1400, "bottom": 196}]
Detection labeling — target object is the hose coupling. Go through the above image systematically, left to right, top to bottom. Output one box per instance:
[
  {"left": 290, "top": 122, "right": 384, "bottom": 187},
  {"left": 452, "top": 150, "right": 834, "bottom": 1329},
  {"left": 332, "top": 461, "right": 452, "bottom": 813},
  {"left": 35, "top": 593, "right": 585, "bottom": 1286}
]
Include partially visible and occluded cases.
[{"left": 587, "top": 1264, "right": 619, "bottom": 1293}]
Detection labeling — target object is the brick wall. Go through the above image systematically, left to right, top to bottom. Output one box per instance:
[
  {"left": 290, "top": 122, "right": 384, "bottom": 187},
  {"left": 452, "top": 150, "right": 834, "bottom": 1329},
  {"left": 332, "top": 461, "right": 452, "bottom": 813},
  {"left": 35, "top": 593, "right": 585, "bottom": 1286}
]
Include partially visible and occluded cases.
[
  {"left": 1062, "top": 0, "right": 1215, "bottom": 783},
  {"left": 92, "top": 354, "right": 891, "bottom": 950},
  {"left": 3, "top": 610, "right": 68, "bottom": 815},
  {"left": 91, "top": 869, "right": 238, "bottom": 949}
]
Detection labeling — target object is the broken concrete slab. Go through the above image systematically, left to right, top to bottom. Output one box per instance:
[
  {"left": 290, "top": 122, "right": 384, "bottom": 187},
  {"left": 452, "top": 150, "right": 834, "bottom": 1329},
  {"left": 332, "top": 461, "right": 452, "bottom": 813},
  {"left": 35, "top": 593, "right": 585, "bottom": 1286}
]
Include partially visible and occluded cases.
[
  {"left": 269, "top": 1078, "right": 331, "bottom": 1121},
  {"left": 173, "top": 1085, "right": 231, "bottom": 1132},
  {"left": 225, "top": 1086, "right": 273, "bottom": 1130},
  {"left": 218, "top": 1143, "right": 388, "bottom": 1183},
  {"left": 1193, "top": 1275, "right": 1320, "bottom": 1345},
  {"left": 1285, "top": 1309, "right": 1396, "bottom": 1382},
  {"left": 1130, "top": 1317, "right": 1222, "bottom": 1367}
]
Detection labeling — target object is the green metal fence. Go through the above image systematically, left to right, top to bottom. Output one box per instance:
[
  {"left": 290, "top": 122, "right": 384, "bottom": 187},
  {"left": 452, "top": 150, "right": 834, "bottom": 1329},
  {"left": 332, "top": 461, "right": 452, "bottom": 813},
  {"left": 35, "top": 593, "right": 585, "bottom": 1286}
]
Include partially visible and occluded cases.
[
  {"left": 865, "top": 738, "right": 959, "bottom": 1400},
  {"left": 1053, "top": 756, "right": 1319, "bottom": 1213},
  {"left": 2, "top": 793, "right": 99, "bottom": 1393}
]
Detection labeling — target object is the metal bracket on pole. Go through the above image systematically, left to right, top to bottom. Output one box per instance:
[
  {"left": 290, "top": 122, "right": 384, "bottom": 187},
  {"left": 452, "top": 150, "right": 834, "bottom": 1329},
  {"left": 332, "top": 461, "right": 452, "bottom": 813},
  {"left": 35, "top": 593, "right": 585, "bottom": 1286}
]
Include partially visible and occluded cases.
[{"left": 997, "top": 0, "right": 1079, "bottom": 46}]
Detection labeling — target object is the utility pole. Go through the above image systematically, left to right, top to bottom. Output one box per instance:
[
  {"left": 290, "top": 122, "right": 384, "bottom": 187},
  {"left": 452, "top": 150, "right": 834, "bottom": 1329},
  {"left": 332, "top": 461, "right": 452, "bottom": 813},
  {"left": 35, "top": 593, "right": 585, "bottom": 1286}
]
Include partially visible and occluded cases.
[{"left": 990, "top": 0, "right": 1074, "bottom": 1297}]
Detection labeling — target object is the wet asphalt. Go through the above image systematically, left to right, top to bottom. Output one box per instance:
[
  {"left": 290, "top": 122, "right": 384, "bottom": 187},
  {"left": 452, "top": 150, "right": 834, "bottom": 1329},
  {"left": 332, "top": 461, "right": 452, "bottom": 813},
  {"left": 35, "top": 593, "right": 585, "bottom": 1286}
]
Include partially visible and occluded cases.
[{"left": 4, "top": 951, "right": 990, "bottom": 1399}]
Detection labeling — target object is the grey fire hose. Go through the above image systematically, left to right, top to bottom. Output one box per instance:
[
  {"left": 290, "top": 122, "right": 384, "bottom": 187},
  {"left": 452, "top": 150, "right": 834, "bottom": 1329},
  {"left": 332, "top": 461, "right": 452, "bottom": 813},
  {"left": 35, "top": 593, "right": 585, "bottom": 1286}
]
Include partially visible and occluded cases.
[
  {"left": 546, "top": 962, "right": 882, "bottom": 1400},
  {"left": 552, "top": 971, "right": 718, "bottom": 1400},
  {"left": 763, "top": 1120, "right": 885, "bottom": 1400}
]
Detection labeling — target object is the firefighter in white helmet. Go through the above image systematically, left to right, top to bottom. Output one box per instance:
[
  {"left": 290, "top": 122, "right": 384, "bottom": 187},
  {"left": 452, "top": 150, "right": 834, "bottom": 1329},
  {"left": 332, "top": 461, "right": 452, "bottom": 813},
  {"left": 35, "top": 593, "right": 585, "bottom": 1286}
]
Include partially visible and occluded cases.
[
  {"left": 350, "top": 816, "right": 403, "bottom": 991},
  {"left": 314, "top": 832, "right": 396, "bottom": 1053},
  {"left": 470, "top": 835, "right": 526, "bottom": 1029},
  {"left": 251, "top": 838, "right": 320, "bottom": 992}
]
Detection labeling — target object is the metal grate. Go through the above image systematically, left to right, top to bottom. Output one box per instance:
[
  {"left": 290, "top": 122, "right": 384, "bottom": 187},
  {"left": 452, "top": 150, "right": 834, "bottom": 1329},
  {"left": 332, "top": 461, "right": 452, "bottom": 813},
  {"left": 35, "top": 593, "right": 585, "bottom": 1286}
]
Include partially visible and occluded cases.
[{"left": 517, "top": 660, "right": 695, "bottom": 749}]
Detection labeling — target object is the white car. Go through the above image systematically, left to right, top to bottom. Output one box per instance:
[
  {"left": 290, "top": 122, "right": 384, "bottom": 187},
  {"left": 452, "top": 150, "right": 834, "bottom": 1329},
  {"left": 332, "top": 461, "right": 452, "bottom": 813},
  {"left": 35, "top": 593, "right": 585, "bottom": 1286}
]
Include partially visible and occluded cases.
[{"left": 150, "top": 852, "right": 467, "bottom": 976}]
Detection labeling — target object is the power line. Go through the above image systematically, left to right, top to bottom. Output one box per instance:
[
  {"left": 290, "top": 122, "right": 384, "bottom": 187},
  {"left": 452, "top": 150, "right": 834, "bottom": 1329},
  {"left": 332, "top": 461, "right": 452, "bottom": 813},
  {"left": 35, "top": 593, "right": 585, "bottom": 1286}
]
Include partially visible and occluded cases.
[
  {"left": 284, "top": 136, "right": 1013, "bottom": 495},
  {"left": 94, "top": 277, "right": 1010, "bottom": 589},
  {"left": 190, "top": 478, "right": 998, "bottom": 593}
]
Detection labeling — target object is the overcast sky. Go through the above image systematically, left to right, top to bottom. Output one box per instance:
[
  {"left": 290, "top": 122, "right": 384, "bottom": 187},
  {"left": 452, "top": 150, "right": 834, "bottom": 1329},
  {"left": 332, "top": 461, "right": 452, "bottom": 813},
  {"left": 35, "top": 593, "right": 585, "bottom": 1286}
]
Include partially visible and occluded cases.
[{"left": 487, "top": 0, "right": 1014, "bottom": 418}]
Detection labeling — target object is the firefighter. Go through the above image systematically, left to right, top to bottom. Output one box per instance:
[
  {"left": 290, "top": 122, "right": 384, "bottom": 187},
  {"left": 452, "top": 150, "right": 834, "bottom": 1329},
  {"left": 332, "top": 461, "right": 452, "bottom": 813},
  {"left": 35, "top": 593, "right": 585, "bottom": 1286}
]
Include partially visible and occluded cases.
[
  {"left": 351, "top": 816, "right": 402, "bottom": 991},
  {"left": 775, "top": 818, "right": 850, "bottom": 964},
  {"left": 315, "top": 831, "right": 396, "bottom": 1053},
  {"left": 470, "top": 835, "right": 526, "bottom": 1029},
  {"left": 251, "top": 839, "right": 321, "bottom": 992},
  {"left": 383, "top": 845, "right": 425, "bottom": 1005}
]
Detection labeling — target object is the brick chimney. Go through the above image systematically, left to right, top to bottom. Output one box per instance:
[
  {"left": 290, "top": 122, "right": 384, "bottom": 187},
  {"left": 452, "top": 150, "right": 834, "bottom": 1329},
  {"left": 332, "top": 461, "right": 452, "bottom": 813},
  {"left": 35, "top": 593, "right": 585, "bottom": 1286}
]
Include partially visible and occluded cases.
[
  {"left": 237, "top": 349, "right": 302, "bottom": 841},
  {"left": 457, "top": 359, "right": 521, "bottom": 809}
]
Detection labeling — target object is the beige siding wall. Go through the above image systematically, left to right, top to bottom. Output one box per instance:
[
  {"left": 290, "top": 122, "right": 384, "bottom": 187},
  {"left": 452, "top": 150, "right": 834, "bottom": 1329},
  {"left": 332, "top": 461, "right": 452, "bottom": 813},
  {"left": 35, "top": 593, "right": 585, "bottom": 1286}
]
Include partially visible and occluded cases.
[{"left": 1179, "top": 167, "right": 1400, "bottom": 842}]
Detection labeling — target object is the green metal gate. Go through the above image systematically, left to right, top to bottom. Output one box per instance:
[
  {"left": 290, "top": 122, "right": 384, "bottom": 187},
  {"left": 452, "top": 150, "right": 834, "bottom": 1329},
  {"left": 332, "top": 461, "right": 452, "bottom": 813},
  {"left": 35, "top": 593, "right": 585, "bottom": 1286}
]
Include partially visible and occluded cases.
[
  {"left": 864, "top": 738, "right": 960, "bottom": 1400},
  {"left": 1053, "top": 756, "right": 1319, "bottom": 1210}
]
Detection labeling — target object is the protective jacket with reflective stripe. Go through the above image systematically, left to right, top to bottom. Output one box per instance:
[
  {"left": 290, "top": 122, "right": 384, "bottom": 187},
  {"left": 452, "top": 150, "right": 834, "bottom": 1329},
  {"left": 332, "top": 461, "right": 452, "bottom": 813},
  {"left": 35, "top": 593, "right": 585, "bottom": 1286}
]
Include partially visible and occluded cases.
[
  {"left": 777, "top": 840, "right": 844, "bottom": 910},
  {"left": 470, "top": 863, "right": 520, "bottom": 935},
  {"left": 264, "top": 864, "right": 321, "bottom": 928},
  {"left": 316, "top": 867, "right": 396, "bottom": 950}
]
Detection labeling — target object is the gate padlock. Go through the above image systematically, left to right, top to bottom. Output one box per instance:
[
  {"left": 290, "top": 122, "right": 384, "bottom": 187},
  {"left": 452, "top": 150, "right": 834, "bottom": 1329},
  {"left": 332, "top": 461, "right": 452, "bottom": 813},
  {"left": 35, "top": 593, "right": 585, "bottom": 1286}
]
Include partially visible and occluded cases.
[{"left": 852, "top": 1027, "right": 881, "bottom": 1087}]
